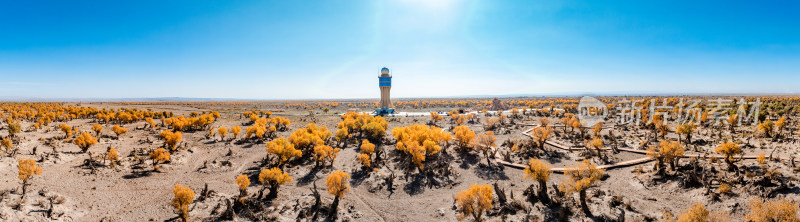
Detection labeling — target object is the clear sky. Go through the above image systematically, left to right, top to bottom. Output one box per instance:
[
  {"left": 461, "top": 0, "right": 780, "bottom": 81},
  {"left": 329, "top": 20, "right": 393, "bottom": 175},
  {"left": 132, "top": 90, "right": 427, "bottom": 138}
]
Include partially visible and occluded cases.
[{"left": 1, "top": 0, "right": 799, "bottom": 100}]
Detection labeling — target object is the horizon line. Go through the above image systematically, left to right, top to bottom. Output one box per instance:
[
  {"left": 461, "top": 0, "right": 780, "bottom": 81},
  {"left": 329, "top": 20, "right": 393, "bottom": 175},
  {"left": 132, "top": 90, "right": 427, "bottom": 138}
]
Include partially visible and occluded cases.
[{"left": 2, "top": 92, "right": 799, "bottom": 102}]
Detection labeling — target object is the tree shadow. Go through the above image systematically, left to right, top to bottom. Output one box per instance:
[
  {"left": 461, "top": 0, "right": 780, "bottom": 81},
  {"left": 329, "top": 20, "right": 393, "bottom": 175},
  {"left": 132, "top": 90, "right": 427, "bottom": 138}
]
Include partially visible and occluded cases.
[
  {"left": 242, "top": 142, "right": 257, "bottom": 149},
  {"left": 544, "top": 149, "right": 567, "bottom": 164},
  {"left": 61, "top": 151, "right": 85, "bottom": 155},
  {"left": 457, "top": 152, "right": 480, "bottom": 169},
  {"left": 473, "top": 163, "right": 509, "bottom": 180},
  {"left": 296, "top": 167, "right": 321, "bottom": 186},
  {"left": 349, "top": 169, "right": 371, "bottom": 187},
  {"left": 122, "top": 170, "right": 152, "bottom": 179},
  {"left": 402, "top": 174, "right": 426, "bottom": 196}
]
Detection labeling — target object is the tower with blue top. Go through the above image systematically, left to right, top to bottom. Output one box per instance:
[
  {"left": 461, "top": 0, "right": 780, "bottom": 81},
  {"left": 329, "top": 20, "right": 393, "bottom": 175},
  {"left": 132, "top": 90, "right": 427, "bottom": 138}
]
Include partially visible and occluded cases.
[{"left": 377, "top": 67, "right": 395, "bottom": 115}]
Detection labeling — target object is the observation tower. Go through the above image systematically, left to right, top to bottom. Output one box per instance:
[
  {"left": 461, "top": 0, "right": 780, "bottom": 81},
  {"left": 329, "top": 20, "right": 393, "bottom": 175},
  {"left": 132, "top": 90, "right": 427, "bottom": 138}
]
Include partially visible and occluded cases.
[{"left": 376, "top": 67, "right": 394, "bottom": 115}]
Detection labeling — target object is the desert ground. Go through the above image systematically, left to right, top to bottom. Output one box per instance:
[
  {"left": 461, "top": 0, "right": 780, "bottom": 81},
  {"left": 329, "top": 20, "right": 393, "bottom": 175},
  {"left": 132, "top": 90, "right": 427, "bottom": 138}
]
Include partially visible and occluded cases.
[{"left": 0, "top": 96, "right": 798, "bottom": 222}]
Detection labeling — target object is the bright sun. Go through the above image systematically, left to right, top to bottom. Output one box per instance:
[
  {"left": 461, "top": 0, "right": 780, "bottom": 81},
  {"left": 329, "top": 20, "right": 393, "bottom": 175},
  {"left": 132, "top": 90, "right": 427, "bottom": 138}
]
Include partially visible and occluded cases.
[{"left": 398, "top": 0, "right": 457, "bottom": 10}]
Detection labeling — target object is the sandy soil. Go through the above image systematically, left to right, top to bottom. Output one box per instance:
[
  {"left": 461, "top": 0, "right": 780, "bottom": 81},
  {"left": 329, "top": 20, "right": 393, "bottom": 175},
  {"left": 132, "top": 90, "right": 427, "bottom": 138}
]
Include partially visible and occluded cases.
[{"left": 0, "top": 101, "right": 798, "bottom": 222}]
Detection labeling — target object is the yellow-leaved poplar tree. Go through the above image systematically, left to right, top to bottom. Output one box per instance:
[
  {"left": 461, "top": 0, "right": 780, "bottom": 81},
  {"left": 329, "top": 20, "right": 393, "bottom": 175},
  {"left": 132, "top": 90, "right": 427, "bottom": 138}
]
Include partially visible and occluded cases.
[
  {"left": 430, "top": 112, "right": 443, "bottom": 125},
  {"left": 776, "top": 116, "right": 787, "bottom": 136},
  {"left": 145, "top": 117, "right": 155, "bottom": 128},
  {"left": 758, "top": 120, "right": 774, "bottom": 138},
  {"left": 59, "top": 123, "right": 73, "bottom": 137},
  {"left": 92, "top": 123, "right": 103, "bottom": 137},
  {"left": 288, "top": 123, "right": 332, "bottom": 153},
  {"left": 675, "top": 123, "right": 696, "bottom": 144},
  {"left": 392, "top": 124, "right": 451, "bottom": 170},
  {"left": 112, "top": 125, "right": 128, "bottom": 139},
  {"left": 453, "top": 125, "right": 476, "bottom": 151},
  {"left": 230, "top": 126, "right": 241, "bottom": 139},
  {"left": 531, "top": 126, "right": 553, "bottom": 150},
  {"left": 218, "top": 127, "right": 227, "bottom": 141},
  {"left": 334, "top": 128, "right": 349, "bottom": 147},
  {"left": 159, "top": 130, "right": 183, "bottom": 151},
  {"left": 472, "top": 131, "right": 496, "bottom": 165},
  {"left": 74, "top": 132, "right": 98, "bottom": 153},
  {"left": 1, "top": 137, "right": 12, "bottom": 153},
  {"left": 266, "top": 137, "right": 302, "bottom": 168},
  {"left": 358, "top": 140, "right": 375, "bottom": 168},
  {"left": 647, "top": 140, "right": 685, "bottom": 176},
  {"left": 715, "top": 141, "right": 741, "bottom": 171},
  {"left": 313, "top": 144, "right": 340, "bottom": 167},
  {"left": 106, "top": 146, "right": 119, "bottom": 167},
  {"left": 149, "top": 148, "right": 170, "bottom": 171},
  {"left": 18, "top": 158, "right": 42, "bottom": 195},
  {"left": 524, "top": 158, "right": 551, "bottom": 203},
  {"left": 559, "top": 160, "right": 604, "bottom": 215},
  {"left": 259, "top": 167, "right": 292, "bottom": 199},
  {"left": 326, "top": 170, "right": 350, "bottom": 217},
  {"left": 236, "top": 174, "right": 250, "bottom": 199},
  {"left": 171, "top": 184, "right": 195, "bottom": 222},
  {"left": 454, "top": 184, "right": 493, "bottom": 221},
  {"left": 746, "top": 198, "right": 799, "bottom": 222},
  {"left": 676, "top": 202, "right": 729, "bottom": 222}
]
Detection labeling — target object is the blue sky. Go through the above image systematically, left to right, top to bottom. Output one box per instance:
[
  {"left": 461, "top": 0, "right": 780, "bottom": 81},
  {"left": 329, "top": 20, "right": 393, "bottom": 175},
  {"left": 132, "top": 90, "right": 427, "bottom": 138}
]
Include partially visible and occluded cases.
[{"left": 1, "top": 0, "right": 798, "bottom": 100}]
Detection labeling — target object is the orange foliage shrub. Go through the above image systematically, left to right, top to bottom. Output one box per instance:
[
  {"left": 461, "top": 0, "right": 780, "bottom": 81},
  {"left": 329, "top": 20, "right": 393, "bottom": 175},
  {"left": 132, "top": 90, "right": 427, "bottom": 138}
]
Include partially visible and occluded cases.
[
  {"left": 336, "top": 112, "right": 388, "bottom": 142},
  {"left": 430, "top": 112, "right": 443, "bottom": 125},
  {"left": 164, "top": 113, "right": 216, "bottom": 131},
  {"left": 270, "top": 116, "right": 291, "bottom": 131},
  {"left": 145, "top": 117, "right": 155, "bottom": 128},
  {"left": 245, "top": 117, "right": 273, "bottom": 140},
  {"left": 6, "top": 118, "right": 21, "bottom": 137},
  {"left": 758, "top": 120, "right": 774, "bottom": 138},
  {"left": 59, "top": 123, "right": 73, "bottom": 137},
  {"left": 92, "top": 123, "right": 103, "bottom": 136},
  {"left": 289, "top": 123, "right": 332, "bottom": 153},
  {"left": 675, "top": 123, "right": 696, "bottom": 143},
  {"left": 392, "top": 124, "right": 452, "bottom": 170},
  {"left": 112, "top": 125, "right": 128, "bottom": 138},
  {"left": 453, "top": 125, "right": 476, "bottom": 150},
  {"left": 230, "top": 126, "right": 241, "bottom": 139},
  {"left": 530, "top": 126, "right": 553, "bottom": 150},
  {"left": 217, "top": 127, "right": 227, "bottom": 140},
  {"left": 335, "top": 128, "right": 349, "bottom": 146},
  {"left": 159, "top": 130, "right": 183, "bottom": 151},
  {"left": 472, "top": 131, "right": 496, "bottom": 165},
  {"left": 73, "top": 132, "right": 98, "bottom": 153},
  {"left": 1, "top": 137, "right": 12, "bottom": 152},
  {"left": 266, "top": 137, "right": 302, "bottom": 167},
  {"left": 358, "top": 140, "right": 375, "bottom": 168},
  {"left": 647, "top": 140, "right": 684, "bottom": 175},
  {"left": 715, "top": 141, "right": 741, "bottom": 170},
  {"left": 313, "top": 144, "right": 340, "bottom": 167},
  {"left": 106, "top": 146, "right": 119, "bottom": 167},
  {"left": 149, "top": 148, "right": 170, "bottom": 171},
  {"left": 18, "top": 158, "right": 42, "bottom": 194},
  {"left": 524, "top": 158, "right": 551, "bottom": 203},
  {"left": 560, "top": 160, "right": 604, "bottom": 214},
  {"left": 259, "top": 167, "right": 292, "bottom": 198},
  {"left": 326, "top": 170, "right": 350, "bottom": 215},
  {"left": 326, "top": 170, "right": 351, "bottom": 197},
  {"left": 236, "top": 174, "right": 250, "bottom": 199},
  {"left": 171, "top": 184, "right": 195, "bottom": 222},
  {"left": 454, "top": 184, "right": 493, "bottom": 221},
  {"left": 746, "top": 198, "right": 799, "bottom": 222},
  {"left": 676, "top": 203, "right": 729, "bottom": 222}
]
